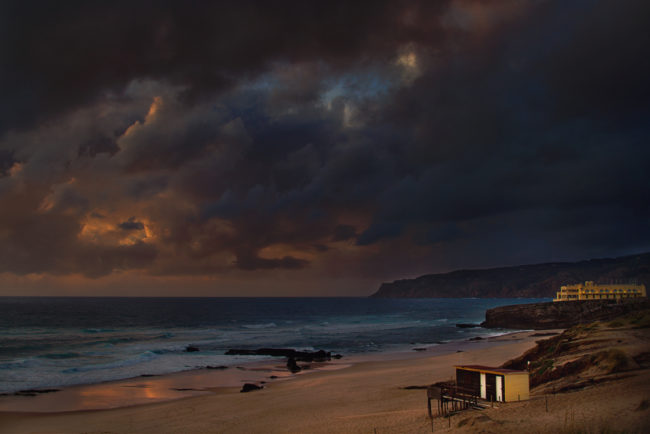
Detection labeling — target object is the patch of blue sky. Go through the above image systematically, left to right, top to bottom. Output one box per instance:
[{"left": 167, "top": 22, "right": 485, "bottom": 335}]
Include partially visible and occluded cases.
[
  {"left": 240, "top": 59, "right": 394, "bottom": 99},
  {"left": 320, "top": 69, "right": 396, "bottom": 106}
]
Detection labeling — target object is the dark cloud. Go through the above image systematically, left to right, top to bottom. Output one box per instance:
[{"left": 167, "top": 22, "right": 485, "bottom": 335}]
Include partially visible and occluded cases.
[
  {"left": 0, "top": 0, "right": 649, "bottom": 293},
  {"left": 0, "top": 0, "right": 451, "bottom": 135},
  {"left": 352, "top": 0, "right": 650, "bottom": 250},
  {"left": 539, "top": 1, "right": 650, "bottom": 119},
  {"left": 78, "top": 136, "right": 120, "bottom": 158},
  {"left": 0, "top": 150, "right": 17, "bottom": 177},
  {"left": 118, "top": 217, "right": 145, "bottom": 231},
  {"left": 357, "top": 222, "right": 403, "bottom": 246},
  {"left": 331, "top": 224, "right": 357, "bottom": 242},
  {"left": 234, "top": 252, "right": 309, "bottom": 271}
]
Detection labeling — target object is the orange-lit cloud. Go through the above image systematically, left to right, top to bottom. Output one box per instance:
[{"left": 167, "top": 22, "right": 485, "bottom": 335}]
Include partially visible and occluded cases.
[{"left": 0, "top": 0, "right": 648, "bottom": 297}]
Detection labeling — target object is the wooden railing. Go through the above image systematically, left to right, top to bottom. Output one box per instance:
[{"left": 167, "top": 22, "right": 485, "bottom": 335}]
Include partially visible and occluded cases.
[{"left": 426, "top": 384, "right": 481, "bottom": 418}]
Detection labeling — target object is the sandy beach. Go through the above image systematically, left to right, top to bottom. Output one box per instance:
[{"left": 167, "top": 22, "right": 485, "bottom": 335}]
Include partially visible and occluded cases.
[
  {"left": 1, "top": 327, "right": 648, "bottom": 434},
  {"left": 0, "top": 332, "right": 541, "bottom": 433}
]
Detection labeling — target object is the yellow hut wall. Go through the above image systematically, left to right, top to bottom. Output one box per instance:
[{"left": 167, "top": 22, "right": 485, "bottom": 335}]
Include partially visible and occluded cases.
[{"left": 504, "top": 374, "right": 529, "bottom": 402}]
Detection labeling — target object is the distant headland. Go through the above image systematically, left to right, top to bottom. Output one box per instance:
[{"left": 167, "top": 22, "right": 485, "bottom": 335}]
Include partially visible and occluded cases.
[{"left": 371, "top": 252, "right": 650, "bottom": 298}]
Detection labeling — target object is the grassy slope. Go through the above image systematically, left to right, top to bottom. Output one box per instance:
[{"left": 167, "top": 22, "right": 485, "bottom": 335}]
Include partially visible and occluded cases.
[
  {"left": 449, "top": 309, "right": 650, "bottom": 433},
  {"left": 501, "top": 309, "right": 650, "bottom": 393}
]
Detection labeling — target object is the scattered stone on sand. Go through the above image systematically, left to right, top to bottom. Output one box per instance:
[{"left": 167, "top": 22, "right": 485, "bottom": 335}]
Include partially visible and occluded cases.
[
  {"left": 287, "top": 357, "right": 301, "bottom": 373},
  {"left": 240, "top": 383, "right": 263, "bottom": 393},
  {"left": 13, "top": 389, "right": 60, "bottom": 397}
]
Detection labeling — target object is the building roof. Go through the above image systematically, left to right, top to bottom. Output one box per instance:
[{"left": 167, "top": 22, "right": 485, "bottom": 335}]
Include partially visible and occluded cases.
[{"left": 455, "top": 365, "right": 528, "bottom": 375}]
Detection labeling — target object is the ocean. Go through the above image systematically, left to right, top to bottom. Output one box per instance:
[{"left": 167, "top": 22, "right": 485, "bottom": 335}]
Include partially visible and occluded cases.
[{"left": 0, "top": 297, "right": 549, "bottom": 393}]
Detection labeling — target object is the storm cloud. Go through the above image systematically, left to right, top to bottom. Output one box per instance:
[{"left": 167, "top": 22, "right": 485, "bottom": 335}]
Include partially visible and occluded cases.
[{"left": 0, "top": 0, "right": 649, "bottom": 295}]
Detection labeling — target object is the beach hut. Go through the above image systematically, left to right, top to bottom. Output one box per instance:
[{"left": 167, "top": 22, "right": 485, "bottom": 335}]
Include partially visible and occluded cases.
[{"left": 454, "top": 365, "right": 529, "bottom": 402}]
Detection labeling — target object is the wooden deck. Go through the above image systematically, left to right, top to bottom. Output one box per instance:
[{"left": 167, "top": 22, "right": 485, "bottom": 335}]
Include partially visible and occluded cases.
[{"left": 426, "top": 384, "right": 486, "bottom": 418}]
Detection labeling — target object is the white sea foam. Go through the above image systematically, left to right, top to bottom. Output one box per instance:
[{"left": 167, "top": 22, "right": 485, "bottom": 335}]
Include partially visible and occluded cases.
[
  {"left": 0, "top": 297, "right": 548, "bottom": 393},
  {"left": 241, "top": 322, "right": 278, "bottom": 329}
]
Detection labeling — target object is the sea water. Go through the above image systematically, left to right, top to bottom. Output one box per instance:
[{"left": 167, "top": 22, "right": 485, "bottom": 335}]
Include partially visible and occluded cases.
[{"left": 0, "top": 297, "right": 548, "bottom": 393}]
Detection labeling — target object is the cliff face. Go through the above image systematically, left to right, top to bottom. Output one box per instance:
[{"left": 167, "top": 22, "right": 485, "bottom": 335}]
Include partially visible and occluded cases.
[
  {"left": 371, "top": 252, "right": 650, "bottom": 298},
  {"left": 481, "top": 299, "right": 650, "bottom": 329}
]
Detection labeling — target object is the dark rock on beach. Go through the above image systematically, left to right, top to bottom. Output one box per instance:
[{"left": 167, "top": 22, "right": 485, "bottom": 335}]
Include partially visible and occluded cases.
[
  {"left": 482, "top": 299, "right": 650, "bottom": 330},
  {"left": 456, "top": 323, "right": 482, "bottom": 328},
  {"left": 185, "top": 346, "right": 199, "bottom": 352},
  {"left": 225, "top": 348, "right": 341, "bottom": 362},
  {"left": 287, "top": 357, "right": 301, "bottom": 373},
  {"left": 205, "top": 365, "right": 229, "bottom": 370},
  {"left": 240, "top": 383, "right": 263, "bottom": 393},
  {"left": 13, "top": 389, "right": 60, "bottom": 396}
]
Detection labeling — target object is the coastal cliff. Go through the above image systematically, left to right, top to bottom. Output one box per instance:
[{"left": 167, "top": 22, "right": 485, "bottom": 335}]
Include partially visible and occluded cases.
[
  {"left": 371, "top": 252, "right": 650, "bottom": 298},
  {"left": 481, "top": 299, "right": 650, "bottom": 329}
]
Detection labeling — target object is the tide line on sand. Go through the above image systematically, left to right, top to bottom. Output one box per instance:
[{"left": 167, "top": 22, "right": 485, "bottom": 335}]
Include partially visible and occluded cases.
[{"left": 0, "top": 331, "right": 533, "bottom": 413}]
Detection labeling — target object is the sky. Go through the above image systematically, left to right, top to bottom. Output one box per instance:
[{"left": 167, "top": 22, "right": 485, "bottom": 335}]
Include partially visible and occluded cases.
[{"left": 0, "top": 0, "right": 649, "bottom": 296}]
